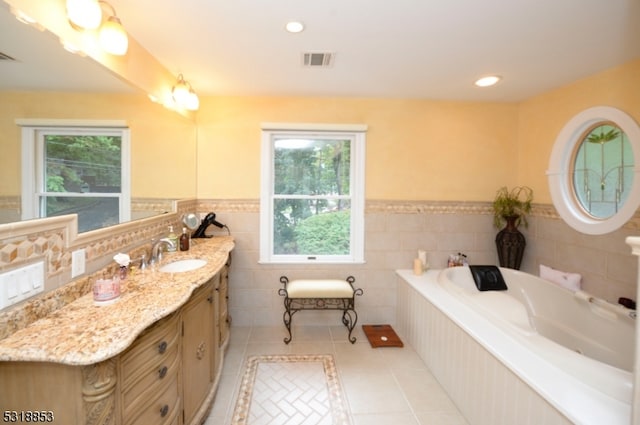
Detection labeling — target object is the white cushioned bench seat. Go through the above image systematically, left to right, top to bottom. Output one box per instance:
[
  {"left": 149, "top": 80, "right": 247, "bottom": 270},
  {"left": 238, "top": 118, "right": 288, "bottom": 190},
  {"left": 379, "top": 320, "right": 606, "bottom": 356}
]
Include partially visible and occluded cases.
[
  {"left": 279, "top": 275, "right": 362, "bottom": 344},
  {"left": 286, "top": 279, "right": 355, "bottom": 299}
]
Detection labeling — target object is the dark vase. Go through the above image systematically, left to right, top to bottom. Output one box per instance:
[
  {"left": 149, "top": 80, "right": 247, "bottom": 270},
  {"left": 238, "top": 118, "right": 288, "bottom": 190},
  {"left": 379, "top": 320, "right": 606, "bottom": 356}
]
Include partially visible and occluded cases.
[{"left": 495, "top": 215, "right": 526, "bottom": 270}]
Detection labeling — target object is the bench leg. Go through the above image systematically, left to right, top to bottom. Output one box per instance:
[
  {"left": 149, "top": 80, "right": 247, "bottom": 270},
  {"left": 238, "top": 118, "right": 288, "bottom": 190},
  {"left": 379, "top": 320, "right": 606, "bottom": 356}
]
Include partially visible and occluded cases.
[
  {"left": 282, "top": 298, "right": 295, "bottom": 344},
  {"left": 341, "top": 307, "right": 358, "bottom": 344}
]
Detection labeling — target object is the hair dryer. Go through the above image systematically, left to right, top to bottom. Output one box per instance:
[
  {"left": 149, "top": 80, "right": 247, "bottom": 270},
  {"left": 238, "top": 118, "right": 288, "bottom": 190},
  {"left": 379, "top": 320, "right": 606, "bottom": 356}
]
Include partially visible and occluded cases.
[{"left": 192, "top": 212, "right": 226, "bottom": 238}]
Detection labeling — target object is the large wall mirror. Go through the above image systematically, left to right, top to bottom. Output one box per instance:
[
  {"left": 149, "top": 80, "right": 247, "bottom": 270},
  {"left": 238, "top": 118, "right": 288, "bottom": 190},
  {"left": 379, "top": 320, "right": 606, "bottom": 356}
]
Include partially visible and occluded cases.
[
  {"left": 0, "top": 3, "right": 197, "bottom": 232},
  {"left": 548, "top": 106, "right": 640, "bottom": 234}
]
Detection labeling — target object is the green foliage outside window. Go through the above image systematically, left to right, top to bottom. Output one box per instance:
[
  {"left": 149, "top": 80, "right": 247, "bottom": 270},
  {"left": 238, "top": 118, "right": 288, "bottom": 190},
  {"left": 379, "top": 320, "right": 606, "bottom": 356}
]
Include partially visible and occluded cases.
[
  {"left": 41, "top": 133, "right": 123, "bottom": 231},
  {"left": 45, "top": 134, "right": 122, "bottom": 193},
  {"left": 273, "top": 138, "right": 351, "bottom": 255},
  {"left": 294, "top": 210, "right": 350, "bottom": 255}
]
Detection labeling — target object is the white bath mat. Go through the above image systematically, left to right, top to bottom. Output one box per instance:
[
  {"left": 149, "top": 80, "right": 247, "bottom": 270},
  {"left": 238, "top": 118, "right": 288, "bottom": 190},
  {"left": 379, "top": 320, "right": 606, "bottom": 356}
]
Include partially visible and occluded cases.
[{"left": 231, "top": 354, "right": 352, "bottom": 425}]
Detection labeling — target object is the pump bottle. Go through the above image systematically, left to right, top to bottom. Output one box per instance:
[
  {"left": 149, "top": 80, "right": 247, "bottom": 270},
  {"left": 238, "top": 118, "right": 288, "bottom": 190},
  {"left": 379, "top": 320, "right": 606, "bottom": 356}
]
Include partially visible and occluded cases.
[{"left": 180, "top": 227, "right": 190, "bottom": 251}]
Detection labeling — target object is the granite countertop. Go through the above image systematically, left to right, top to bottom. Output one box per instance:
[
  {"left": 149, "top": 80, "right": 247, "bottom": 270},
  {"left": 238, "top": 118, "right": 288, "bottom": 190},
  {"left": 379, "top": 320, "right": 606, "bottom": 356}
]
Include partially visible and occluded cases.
[{"left": 0, "top": 236, "right": 234, "bottom": 366}]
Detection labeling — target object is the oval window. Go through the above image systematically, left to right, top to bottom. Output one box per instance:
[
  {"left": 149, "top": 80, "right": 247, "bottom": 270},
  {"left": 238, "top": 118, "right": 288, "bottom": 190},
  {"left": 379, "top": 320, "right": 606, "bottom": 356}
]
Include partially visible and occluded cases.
[
  {"left": 548, "top": 106, "right": 640, "bottom": 235},
  {"left": 572, "top": 123, "right": 633, "bottom": 219}
]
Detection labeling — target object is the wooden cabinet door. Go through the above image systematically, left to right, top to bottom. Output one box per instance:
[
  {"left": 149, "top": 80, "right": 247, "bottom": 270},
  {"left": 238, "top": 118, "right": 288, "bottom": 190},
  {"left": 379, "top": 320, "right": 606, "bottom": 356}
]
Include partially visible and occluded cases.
[
  {"left": 218, "top": 265, "right": 229, "bottom": 347},
  {"left": 182, "top": 279, "right": 215, "bottom": 425}
]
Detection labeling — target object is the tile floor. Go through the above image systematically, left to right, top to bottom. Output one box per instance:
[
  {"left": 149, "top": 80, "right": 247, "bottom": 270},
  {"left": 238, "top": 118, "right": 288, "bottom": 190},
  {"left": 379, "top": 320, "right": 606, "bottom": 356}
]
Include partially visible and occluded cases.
[{"left": 205, "top": 325, "right": 469, "bottom": 425}]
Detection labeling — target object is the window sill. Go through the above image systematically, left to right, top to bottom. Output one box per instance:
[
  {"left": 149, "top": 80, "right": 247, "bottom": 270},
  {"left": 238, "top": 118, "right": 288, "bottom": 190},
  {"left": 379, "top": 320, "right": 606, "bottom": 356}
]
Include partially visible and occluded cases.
[{"left": 258, "top": 260, "right": 366, "bottom": 265}]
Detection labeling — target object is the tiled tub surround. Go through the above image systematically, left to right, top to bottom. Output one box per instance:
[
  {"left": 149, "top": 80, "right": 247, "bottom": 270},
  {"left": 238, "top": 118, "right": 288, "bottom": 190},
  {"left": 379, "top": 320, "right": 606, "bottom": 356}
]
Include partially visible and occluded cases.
[
  {"left": 198, "top": 199, "right": 640, "bottom": 328},
  {"left": 0, "top": 236, "right": 234, "bottom": 364}
]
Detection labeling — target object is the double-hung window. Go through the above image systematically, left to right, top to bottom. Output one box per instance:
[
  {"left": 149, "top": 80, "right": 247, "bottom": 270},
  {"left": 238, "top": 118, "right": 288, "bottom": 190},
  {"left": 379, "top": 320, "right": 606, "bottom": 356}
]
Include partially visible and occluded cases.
[
  {"left": 20, "top": 122, "right": 130, "bottom": 233},
  {"left": 260, "top": 124, "right": 366, "bottom": 264}
]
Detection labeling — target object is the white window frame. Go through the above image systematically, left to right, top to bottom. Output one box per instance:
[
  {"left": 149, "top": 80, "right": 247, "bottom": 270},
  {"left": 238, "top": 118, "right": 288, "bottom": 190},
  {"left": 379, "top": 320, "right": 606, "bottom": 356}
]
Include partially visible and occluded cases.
[
  {"left": 547, "top": 107, "right": 640, "bottom": 235},
  {"left": 19, "top": 120, "right": 131, "bottom": 228},
  {"left": 259, "top": 123, "right": 366, "bottom": 264}
]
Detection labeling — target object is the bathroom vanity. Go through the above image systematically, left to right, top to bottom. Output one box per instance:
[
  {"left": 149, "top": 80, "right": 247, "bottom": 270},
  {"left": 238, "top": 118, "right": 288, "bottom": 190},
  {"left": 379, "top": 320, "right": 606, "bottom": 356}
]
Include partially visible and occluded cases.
[{"left": 0, "top": 237, "right": 234, "bottom": 425}]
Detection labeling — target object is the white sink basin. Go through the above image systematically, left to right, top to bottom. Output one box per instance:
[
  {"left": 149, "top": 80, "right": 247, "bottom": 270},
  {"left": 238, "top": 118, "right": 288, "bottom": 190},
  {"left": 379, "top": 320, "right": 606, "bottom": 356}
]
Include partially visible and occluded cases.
[{"left": 159, "top": 259, "right": 207, "bottom": 273}]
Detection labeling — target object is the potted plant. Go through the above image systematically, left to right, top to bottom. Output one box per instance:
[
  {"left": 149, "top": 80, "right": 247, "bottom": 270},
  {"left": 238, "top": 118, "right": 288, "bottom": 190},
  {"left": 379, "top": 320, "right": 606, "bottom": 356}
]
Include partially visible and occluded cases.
[{"left": 492, "top": 186, "right": 533, "bottom": 270}]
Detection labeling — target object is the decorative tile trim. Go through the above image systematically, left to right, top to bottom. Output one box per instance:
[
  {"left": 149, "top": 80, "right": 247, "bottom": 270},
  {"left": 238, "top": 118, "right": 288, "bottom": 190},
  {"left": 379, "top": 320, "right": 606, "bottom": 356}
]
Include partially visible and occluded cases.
[
  {"left": 0, "top": 196, "right": 20, "bottom": 215},
  {"left": 131, "top": 197, "right": 175, "bottom": 214},
  {"left": 197, "top": 198, "right": 640, "bottom": 229},
  {"left": 199, "top": 198, "right": 548, "bottom": 217},
  {"left": 0, "top": 199, "right": 196, "bottom": 273},
  {"left": 198, "top": 199, "right": 260, "bottom": 213},
  {"left": 366, "top": 199, "right": 493, "bottom": 214},
  {"left": 231, "top": 354, "right": 351, "bottom": 425}
]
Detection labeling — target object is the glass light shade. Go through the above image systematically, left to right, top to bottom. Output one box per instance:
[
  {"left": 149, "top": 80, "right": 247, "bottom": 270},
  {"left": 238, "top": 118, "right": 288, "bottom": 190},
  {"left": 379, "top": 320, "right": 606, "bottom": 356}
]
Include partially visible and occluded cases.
[
  {"left": 66, "top": 0, "right": 102, "bottom": 30},
  {"left": 99, "top": 16, "right": 128, "bottom": 55},
  {"left": 172, "top": 80, "right": 191, "bottom": 106},
  {"left": 185, "top": 90, "right": 200, "bottom": 111}
]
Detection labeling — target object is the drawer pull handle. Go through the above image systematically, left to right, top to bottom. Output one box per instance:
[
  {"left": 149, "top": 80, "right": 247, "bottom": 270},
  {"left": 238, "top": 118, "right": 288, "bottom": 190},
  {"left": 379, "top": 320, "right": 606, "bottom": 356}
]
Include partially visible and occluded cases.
[
  {"left": 207, "top": 295, "right": 214, "bottom": 303},
  {"left": 158, "top": 341, "right": 168, "bottom": 354},
  {"left": 196, "top": 341, "right": 206, "bottom": 360},
  {"left": 158, "top": 366, "right": 168, "bottom": 379},
  {"left": 160, "top": 404, "right": 169, "bottom": 418}
]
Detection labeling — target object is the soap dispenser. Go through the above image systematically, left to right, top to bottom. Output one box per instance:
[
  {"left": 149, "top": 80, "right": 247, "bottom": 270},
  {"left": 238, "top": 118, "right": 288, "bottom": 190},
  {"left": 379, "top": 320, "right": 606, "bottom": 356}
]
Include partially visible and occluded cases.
[
  {"left": 167, "top": 226, "right": 178, "bottom": 252},
  {"left": 180, "top": 227, "right": 190, "bottom": 251}
]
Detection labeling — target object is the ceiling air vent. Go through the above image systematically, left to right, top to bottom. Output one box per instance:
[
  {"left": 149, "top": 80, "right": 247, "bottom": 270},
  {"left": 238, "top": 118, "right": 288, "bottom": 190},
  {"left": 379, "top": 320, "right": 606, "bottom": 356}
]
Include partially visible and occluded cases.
[
  {"left": 0, "top": 51, "right": 16, "bottom": 61},
  {"left": 302, "top": 52, "right": 334, "bottom": 67}
]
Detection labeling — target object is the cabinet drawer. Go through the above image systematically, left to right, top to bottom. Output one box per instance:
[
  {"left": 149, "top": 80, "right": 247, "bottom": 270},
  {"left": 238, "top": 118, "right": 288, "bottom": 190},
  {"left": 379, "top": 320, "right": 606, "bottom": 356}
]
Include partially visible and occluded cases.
[
  {"left": 120, "top": 312, "right": 180, "bottom": 389},
  {"left": 121, "top": 338, "right": 180, "bottom": 416},
  {"left": 124, "top": 372, "right": 181, "bottom": 425}
]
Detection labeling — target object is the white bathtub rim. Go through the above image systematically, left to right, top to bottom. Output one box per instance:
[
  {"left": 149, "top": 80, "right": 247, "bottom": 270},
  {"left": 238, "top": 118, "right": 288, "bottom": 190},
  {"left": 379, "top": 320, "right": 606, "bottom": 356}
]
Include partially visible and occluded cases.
[
  {"left": 437, "top": 266, "right": 633, "bottom": 401},
  {"left": 431, "top": 267, "right": 633, "bottom": 405},
  {"left": 396, "top": 269, "right": 631, "bottom": 425}
]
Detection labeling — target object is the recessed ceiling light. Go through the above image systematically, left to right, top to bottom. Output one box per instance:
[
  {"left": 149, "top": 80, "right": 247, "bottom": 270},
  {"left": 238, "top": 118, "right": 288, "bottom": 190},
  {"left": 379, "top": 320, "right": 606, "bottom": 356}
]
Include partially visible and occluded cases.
[
  {"left": 285, "top": 21, "right": 305, "bottom": 33},
  {"left": 474, "top": 75, "right": 502, "bottom": 87}
]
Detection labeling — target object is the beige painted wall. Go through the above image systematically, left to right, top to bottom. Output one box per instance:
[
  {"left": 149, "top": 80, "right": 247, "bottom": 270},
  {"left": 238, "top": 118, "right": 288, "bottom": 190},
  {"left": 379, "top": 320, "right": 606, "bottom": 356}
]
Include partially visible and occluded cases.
[
  {"left": 517, "top": 58, "right": 640, "bottom": 204},
  {"left": 197, "top": 59, "right": 640, "bottom": 204},
  {"left": 0, "top": 91, "right": 197, "bottom": 199},
  {"left": 196, "top": 97, "right": 519, "bottom": 201}
]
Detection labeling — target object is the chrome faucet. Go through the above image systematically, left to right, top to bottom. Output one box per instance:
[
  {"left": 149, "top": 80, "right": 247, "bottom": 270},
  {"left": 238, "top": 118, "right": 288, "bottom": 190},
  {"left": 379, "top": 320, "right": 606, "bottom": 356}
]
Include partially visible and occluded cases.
[{"left": 151, "top": 238, "right": 176, "bottom": 264}]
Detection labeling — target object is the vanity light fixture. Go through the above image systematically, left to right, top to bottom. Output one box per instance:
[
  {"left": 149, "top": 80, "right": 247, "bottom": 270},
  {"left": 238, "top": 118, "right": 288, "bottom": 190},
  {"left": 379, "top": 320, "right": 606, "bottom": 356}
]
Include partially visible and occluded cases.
[
  {"left": 66, "top": 0, "right": 102, "bottom": 30},
  {"left": 66, "top": 0, "right": 128, "bottom": 55},
  {"left": 98, "top": 2, "right": 128, "bottom": 56},
  {"left": 285, "top": 21, "right": 305, "bottom": 33},
  {"left": 172, "top": 74, "right": 200, "bottom": 111},
  {"left": 172, "top": 74, "right": 191, "bottom": 105},
  {"left": 474, "top": 75, "right": 502, "bottom": 87},
  {"left": 185, "top": 88, "right": 200, "bottom": 111}
]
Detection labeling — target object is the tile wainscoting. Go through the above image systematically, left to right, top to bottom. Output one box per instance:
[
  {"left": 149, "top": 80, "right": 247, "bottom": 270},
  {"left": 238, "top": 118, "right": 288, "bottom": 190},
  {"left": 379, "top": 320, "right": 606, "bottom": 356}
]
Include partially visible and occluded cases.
[
  {"left": 0, "top": 198, "right": 636, "bottom": 328},
  {"left": 198, "top": 199, "right": 640, "bottom": 327}
]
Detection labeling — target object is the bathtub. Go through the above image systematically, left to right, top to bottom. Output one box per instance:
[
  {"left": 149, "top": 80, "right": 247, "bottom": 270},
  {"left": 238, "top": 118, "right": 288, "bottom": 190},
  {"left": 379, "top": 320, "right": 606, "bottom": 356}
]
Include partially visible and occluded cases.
[{"left": 395, "top": 267, "right": 634, "bottom": 425}]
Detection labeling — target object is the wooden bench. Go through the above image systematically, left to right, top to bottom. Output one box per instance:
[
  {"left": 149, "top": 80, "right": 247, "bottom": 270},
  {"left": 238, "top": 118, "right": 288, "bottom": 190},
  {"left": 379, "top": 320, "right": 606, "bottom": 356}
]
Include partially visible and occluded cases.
[{"left": 278, "top": 276, "right": 363, "bottom": 344}]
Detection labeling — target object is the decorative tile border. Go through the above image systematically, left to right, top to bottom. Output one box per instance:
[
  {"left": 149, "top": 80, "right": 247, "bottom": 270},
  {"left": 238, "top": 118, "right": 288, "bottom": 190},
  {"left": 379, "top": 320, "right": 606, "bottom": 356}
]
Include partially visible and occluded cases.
[
  {"left": 2, "top": 197, "right": 639, "bottom": 274},
  {"left": 197, "top": 198, "right": 640, "bottom": 230},
  {"left": 231, "top": 354, "right": 352, "bottom": 425}
]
